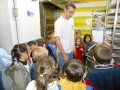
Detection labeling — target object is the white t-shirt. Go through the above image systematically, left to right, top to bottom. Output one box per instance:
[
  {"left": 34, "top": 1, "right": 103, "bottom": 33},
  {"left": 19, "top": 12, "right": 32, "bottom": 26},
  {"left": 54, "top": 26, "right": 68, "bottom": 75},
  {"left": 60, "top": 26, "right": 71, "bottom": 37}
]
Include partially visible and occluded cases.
[
  {"left": 54, "top": 16, "right": 74, "bottom": 53},
  {"left": 26, "top": 80, "right": 59, "bottom": 90}
]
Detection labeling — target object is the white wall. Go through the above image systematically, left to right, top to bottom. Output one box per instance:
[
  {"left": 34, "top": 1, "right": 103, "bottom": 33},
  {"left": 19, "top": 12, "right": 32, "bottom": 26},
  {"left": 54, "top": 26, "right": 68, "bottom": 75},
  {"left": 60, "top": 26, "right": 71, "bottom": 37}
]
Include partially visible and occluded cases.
[
  {"left": 0, "top": 0, "right": 41, "bottom": 53},
  {"left": 0, "top": 0, "right": 14, "bottom": 54},
  {"left": 16, "top": 0, "right": 41, "bottom": 43}
]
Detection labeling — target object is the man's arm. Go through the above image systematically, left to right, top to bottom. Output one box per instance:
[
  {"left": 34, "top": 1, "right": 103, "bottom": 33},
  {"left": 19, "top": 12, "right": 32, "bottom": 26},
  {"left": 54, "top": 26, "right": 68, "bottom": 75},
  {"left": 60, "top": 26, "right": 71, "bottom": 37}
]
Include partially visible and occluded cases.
[{"left": 55, "top": 36, "right": 69, "bottom": 63}]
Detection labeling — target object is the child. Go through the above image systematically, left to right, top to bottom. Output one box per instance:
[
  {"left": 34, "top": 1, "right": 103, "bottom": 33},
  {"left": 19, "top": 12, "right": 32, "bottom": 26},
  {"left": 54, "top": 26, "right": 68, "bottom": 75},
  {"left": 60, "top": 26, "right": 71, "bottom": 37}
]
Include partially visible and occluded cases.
[
  {"left": 75, "top": 30, "right": 82, "bottom": 39},
  {"left": 46, "top": 32, "right": 57, "bottom": 63},
  {"left": 83, "top": 34, "right": 94, "bottom": 64},
  {"left": 36, "top": 38, "right": 46, "bottom": 47},
  {"left": 73, "top": 38, "right": 84, "bottom": 62},
  {"left": 28, "top": 41, "right": 37, "bottom": 52},
  {"left": 28, "top": 41, "right": 37, "bottom": 64},
  {"left": 5, "top": 44, "right": 31, "bottom": 90},
  {"left": 26, "top": 44, "right": 33, "bottom": 65},
  {"left": 84, "top": 44, "right": 120, "bottom": 89},
  {"left": 31, "top": 46, "right": 48, "bottom": 80},
  {"left": 26, "top": 55, "right": 59, "bottom": 90},
  {"left": 58, "top": 59, "right": 93, "bottom": 90}
]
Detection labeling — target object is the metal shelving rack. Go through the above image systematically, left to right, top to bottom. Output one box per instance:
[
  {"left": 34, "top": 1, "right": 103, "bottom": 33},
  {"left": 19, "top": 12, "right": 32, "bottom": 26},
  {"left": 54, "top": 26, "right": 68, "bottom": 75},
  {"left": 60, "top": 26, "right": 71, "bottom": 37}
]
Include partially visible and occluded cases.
[
  {"left": 103, "top": 0, "right": 120, "bottom": 63},
  {"left": 91, "top": 10, "right": 106, "bottom": 31}
]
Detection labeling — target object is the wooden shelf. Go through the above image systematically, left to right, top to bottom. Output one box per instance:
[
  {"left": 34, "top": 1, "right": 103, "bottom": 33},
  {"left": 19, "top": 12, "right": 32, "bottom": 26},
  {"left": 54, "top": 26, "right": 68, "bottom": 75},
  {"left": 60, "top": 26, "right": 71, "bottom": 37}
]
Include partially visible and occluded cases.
[
  {"left": 109, "top": 3, "right": 120, "bottom": 8},
  {"left": 107, "top": 12, "right": 120, "bottom": 16},
  {"left": 104, "top": 34, "right": 120, "bottom": 40},
  {"left": 104, "top": 40, "right": 120, "bottom": 49},
  {"left": 112, "top": 50, "right": 120, "bottom": 57}
]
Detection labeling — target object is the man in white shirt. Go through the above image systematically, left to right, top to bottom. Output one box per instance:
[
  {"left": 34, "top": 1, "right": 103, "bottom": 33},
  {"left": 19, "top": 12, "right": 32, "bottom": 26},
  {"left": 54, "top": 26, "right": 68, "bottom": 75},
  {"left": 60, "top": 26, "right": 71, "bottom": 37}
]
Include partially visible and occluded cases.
[{"left": 54, "top": 2, "right": 76, "bottom": 77}]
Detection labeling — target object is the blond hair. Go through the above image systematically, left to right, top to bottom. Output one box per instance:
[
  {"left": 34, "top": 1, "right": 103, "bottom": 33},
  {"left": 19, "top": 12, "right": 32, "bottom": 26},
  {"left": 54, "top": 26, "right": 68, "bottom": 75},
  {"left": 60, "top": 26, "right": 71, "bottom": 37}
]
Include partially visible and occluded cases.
[
  {"left": 76, "top": 30, "right": 81, "bottom": 35},
  {"left": 48, "top": 32, "right": 54, "bottom": 40},
  {"left": 32, "top": 46, "right": 48, "bottom": 61}
]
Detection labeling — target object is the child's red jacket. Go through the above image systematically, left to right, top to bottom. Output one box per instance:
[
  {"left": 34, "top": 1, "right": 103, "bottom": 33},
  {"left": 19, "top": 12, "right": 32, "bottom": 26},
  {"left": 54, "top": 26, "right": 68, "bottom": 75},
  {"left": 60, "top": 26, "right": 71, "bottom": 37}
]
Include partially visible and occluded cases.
[{"left": 73, "top": 44, "right": 84, "bottom": 62}]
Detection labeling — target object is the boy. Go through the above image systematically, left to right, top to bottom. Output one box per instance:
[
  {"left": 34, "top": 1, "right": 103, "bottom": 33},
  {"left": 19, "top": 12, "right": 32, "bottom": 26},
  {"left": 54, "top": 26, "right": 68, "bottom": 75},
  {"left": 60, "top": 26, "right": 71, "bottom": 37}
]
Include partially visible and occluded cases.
[
  {"left": 75, "top": 30, "right": 82, "bottom": 39},
  {"left": 46, "top": 32, "right": 57, "bottom": 63},
  {"left": 28, "top": 41, "right": 37, "bottom": 52},
  {"left": 84, "top": 44, "right": 120, "bottom": 89},
  {"left": 31, "top": 46, "right": 48, "bottom": 80},
  {"left": 58, "top": 60, "right": 93, "bottom": 90}
]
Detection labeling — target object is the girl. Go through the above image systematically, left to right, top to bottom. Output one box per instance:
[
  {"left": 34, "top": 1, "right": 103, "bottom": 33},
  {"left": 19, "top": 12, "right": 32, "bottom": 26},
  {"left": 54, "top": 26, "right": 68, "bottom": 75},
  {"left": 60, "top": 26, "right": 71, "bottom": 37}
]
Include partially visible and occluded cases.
[
  {"left": 83, "top": 34, "right": 94, "bottom": 65},
  {"left": 73, "top": 38, "right": 84, "bottom": 62},
  {"left": 5, "top": 44, "right": 31, "bottom": 90},
  {"left": 26, "top": 55, "right": 59, "bottom": 90}
]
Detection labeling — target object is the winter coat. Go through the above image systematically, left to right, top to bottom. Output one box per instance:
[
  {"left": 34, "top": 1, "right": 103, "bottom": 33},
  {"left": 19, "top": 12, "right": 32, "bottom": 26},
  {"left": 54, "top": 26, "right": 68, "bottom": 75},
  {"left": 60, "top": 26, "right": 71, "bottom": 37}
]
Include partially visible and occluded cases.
[{"left": 5, "top": 61, "right": 31, "bottom": 90}]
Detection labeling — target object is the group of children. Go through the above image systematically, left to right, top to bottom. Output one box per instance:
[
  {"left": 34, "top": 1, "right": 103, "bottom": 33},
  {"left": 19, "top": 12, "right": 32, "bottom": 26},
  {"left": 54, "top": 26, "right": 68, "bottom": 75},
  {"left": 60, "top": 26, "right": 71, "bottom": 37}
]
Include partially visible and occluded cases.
[
  {"left": 74, "top": 30, "right": 94, "bottom": 64},
  {"left": 4, "top": 31, "right": 120, "bottom": 90}
]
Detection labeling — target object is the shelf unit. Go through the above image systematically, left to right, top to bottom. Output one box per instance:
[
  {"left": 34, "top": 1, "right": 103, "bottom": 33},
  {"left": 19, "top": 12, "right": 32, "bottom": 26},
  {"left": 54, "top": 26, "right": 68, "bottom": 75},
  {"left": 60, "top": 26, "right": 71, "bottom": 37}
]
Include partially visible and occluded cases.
[
  {"left": 103, "top": 0, "right": 120, "bottom": 63},
  {"left": 91, "top": 10, "right": 106, "bottom": 30}
]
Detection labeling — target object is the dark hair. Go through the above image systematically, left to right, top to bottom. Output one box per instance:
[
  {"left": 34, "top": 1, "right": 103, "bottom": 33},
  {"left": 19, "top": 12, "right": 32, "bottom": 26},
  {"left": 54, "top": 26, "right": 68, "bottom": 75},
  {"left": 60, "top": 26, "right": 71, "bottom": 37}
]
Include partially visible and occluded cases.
[
  {"left": 65, "top": 2, "right": 76, "bottom": 10},
  {"left": 83, "top": 34, "right": 92, "bottom": 42},
  {"left": 36, "top": 38, "right": 46, "bottom": 47},
  {"left": 28, "top": 41, "right": 36, "bottom": 47},
  {"left": 10, "top": 44, "right": 28, "bottom": 66},
  {"left": 93, "top": 44, "right": 112, "bottom": 64},
  {"left": 35, "top": 55, "right": 55, "bottom": 90},
  {"left": 64, "top": 59, "right": 85, "bottom": 82}
]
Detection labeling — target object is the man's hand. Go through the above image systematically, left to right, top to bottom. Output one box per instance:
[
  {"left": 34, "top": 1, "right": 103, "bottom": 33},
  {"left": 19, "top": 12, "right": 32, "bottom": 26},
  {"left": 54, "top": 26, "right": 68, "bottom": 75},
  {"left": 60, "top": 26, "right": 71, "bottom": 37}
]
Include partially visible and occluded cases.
[
  {"left": 55, "top": 36, "right": 69, "bottom": 63},
  {"left": 63, "top": 54, "right": 69, "bottom": 63}
]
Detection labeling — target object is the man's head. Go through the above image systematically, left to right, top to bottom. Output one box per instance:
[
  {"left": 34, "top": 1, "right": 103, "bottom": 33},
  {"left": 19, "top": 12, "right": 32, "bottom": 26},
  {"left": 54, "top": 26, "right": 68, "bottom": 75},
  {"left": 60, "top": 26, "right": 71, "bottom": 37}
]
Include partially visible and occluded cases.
[
  {"left": 64, "top": 2, "right": 76, "bottom": 19},
  {"left": 93, "top": 44, "right": 112, "bottom": 65}
]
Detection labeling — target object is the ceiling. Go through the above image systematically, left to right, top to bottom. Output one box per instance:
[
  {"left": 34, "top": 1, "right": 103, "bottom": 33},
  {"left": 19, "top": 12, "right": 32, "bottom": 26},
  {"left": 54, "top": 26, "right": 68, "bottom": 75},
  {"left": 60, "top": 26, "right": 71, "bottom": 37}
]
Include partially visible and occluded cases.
[
  {"left": 39, "top": 0, "right": 108, "bottom": 9},
  {"left": 60, "top": 0, "right": 108, "bottom": 3}
]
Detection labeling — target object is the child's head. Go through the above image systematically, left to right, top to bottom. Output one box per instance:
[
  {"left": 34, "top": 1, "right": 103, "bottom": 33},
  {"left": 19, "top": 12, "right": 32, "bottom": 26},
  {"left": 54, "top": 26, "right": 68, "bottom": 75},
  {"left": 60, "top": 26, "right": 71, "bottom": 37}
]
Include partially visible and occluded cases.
[
  {"left": 76, "top": 30, "right": 81, "bottom": 38},
  {"left": 48, "top": 32, "right": 55, "bottom": 43},
  {"left": 83, "top": 34, "right": 92, "bottom": 43},
  {"left": 36, "top": 38, "right": 46, "bottom": 47},
  {"left": 75, "top": 38, "right": 82, "bottom": 46},
  {"left": 28, "top": 41, "right": 37, "bottom": 51},
  {"left": 11, "top": 44, "right": 28, "bottom": 65},
  {"left": 20, "top": 44, "right": 31, "bottom": 58},
  {"left": 93, "top": 44, "right": 112, "bottom": 65},
  {"left": 32, "top": 46, "right": 48, "bottom": 62},
  {"left": 35, "top": 55, "right": 55, "bottom": 90},
  {"left": 64, "top": 59, "right": 85, "bottom": 82}
]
